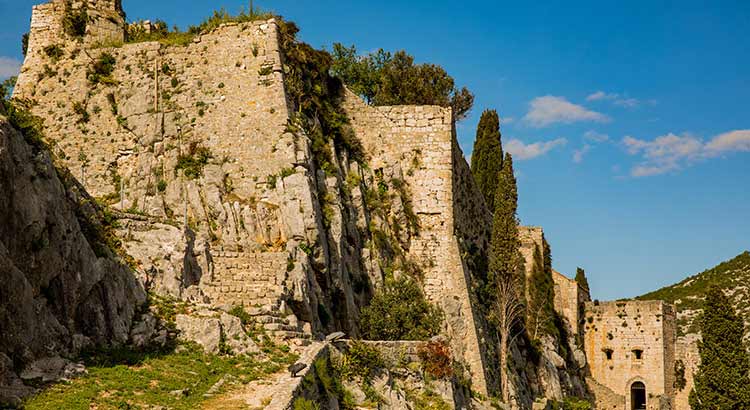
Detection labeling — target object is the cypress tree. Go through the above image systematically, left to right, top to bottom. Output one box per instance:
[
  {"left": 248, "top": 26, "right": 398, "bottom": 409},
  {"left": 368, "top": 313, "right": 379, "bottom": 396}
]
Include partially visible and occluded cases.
[
  {"left": 471, "top": 109, "right": 503, "bottom": 212},
  {"left": 488, "top": 152, "right": 525, "bottom": 404},
  {"left": 488, "top": 153, "right": 523, "bottom": 293},
  {"left": 527, "top": 242, "right": 555, "bottom": 340},
  {"left": 575, "top": 267, "right": 590, "bottom": 293},
  {"left": 689, "top": 286, "right": 750, "bottom": 409}
]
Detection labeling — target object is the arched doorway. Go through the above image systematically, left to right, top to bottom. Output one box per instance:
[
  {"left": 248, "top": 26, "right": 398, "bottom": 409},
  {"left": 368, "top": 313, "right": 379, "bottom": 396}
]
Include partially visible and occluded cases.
[{"left": 631, "top": 381, "right": 646, "bottom": 410}]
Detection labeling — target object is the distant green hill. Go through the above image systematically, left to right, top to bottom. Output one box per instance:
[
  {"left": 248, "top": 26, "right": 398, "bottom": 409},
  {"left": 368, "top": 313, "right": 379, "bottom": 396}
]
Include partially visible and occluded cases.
[{"left": 637, "top": 251, "right": 750, "bottom": 337}]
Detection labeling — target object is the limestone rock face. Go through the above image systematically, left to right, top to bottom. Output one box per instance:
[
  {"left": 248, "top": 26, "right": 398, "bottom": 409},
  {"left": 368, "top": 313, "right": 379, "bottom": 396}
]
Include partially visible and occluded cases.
[{"left": 0, "top": 115, "right": 146, "bottom": 402}]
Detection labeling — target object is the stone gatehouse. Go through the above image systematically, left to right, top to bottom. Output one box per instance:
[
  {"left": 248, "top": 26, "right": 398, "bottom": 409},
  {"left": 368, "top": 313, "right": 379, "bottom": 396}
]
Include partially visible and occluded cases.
[{"left": 583, "top": 300, "right": 678, "bottom": 410}]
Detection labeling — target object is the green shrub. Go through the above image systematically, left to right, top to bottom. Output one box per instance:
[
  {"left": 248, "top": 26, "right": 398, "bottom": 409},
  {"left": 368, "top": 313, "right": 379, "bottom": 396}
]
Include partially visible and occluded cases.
[
  {"left": 63, "top": 2, "right": 88, "bottom": 38},
  {"left": 21, "top": 32, "right": 29, "bottom": 56},
  {"left": 43, "top": 44, "right": 65, "bottom": 62},
  {"left": 88, "top": 52, "right": 117, "bottom": 85},
  {"left": 2, "top": 97, "right": 46, "bottom": 151},
  {"left": 72, "top": 101, "right": 90, "bottom": 124},
  {"left": 175, "top": 143, "right": 212, "bottom": 179},
  {"left": 156, "top": 179, "right": 167, "bottom": 193},
  {"left": 360, "top": 275, "right": 443, "bottom": 341},
  {"left": 337, "top": 340, "right": 384, "bottom": 380},
  {"left": 551, "top": 397, "right": 593, "bottom": 410},
  {"left": 293, "top": 398, "right": 320, "bottom": 410}
]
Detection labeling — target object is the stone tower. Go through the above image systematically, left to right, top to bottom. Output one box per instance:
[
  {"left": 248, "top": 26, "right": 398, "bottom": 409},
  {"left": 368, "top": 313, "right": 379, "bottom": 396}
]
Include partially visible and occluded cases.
[{"left": 583, "top": 300, "right": 677, "bottom": 410}]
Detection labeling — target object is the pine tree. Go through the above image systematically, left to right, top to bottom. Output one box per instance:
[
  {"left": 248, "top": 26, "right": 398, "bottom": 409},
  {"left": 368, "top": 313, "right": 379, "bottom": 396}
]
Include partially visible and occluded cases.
[
  {"left": 470, "top": 109, "right": 503, "bottom": 212},
  {"left": 575, "top": 267, "right": 590, "bottom": 293},
  {"left": 689, "top": 286, "right": 750, "bottom": 409}
]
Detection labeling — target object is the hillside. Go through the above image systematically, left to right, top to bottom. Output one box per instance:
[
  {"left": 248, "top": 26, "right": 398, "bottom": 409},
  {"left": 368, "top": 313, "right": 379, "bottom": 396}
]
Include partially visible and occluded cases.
[{"left": 638, "top": 251, "right": 750, "bottom": 336}]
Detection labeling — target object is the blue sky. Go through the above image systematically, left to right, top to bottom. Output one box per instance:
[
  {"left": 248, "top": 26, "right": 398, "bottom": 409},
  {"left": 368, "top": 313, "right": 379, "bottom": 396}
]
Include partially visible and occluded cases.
[{"left": 1, "top": 0, "right": 748, "bottom": 300}]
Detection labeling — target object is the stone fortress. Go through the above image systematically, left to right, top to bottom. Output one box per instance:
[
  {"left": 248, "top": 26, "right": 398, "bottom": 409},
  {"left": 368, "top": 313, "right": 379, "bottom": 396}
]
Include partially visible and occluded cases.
[
  {"left": 12, "top": 0, "right": 699, "bottom": 408},
  {"left": 518, "top": 227, "right": 697, "bottom": 410}
]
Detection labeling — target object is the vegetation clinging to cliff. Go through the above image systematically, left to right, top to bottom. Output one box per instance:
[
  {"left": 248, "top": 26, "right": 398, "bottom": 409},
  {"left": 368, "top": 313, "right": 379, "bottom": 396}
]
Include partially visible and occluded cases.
[
  {"left": 278, "top": 20, "right": 365, "bottom": 173},
  {"left": 331, "top": 43, "right": 474, "bottom": 120},
  {"left": 360, "top": 275, "right": 443, "bottom": 341}
]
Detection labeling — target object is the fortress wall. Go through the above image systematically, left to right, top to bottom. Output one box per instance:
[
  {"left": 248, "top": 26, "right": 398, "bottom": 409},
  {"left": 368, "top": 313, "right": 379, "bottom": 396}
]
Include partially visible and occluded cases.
[
  {"left": 13, "top": 11, "right": 326, "bottom": 325},
  {"left": 342, "top": 90, "right": 493, "bottom": 395},
  {"left": 519, "top": 226, "right": 544, "bottom": 279},
  {"left": 552, "top": 270, "right": 586, "bottom": 335},
  {"left": 583, "top": 300, "right": 676, "bottom": 410}
]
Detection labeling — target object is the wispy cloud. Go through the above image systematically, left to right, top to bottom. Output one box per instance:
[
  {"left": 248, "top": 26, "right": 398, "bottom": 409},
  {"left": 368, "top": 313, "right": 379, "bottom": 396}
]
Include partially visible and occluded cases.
[
  {"left": 0, "top": 57, "right": 22, "bottom": 79},
  {"left": 586, "top": 90, "right": 640, "bottom": 108},
  {"left": 524, "top": 96, "right": 608, "bottom": 127},
  {"left": 500, "top": 116, "right": 514, "bottom": 124},
  {"left": 571, "top": 130, "right": 610, "bottom": 163},
  {"left": 584, "top": 130, "right": 610, "bottom": 143},
  {"left": 622, "top": 130, "right": 750, "bottom": 177},
  {"left": 506, "top": 137, "right": 567, "bottom": 160},
  {"left": 573, "top": 144, "right": 591, "bottom": 163}
]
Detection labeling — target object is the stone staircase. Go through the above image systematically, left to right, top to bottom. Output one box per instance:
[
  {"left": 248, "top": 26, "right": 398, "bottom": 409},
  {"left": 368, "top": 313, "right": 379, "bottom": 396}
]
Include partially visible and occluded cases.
[{"left": 202, "top": 250, "right": 312, "bottom": 346}]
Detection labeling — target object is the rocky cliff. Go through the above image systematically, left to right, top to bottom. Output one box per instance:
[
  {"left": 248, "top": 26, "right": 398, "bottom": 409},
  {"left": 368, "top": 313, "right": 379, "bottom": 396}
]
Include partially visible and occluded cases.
[{"left": 0, "top": 108, "right": 145, "bottom": 405}]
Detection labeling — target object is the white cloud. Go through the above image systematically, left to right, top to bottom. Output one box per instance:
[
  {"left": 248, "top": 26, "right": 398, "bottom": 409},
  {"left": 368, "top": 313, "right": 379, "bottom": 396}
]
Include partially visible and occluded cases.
[
  {"left": 0, "top": 57, "right": 22, "bottom": 79},
  {"left": 586, "top": 90, "right": 640, "bottom": 108},
  {"left": 586, "top": 91, "right": 614, "bottom": 101},
  {"left": 524, "top": 96, "right": 609, "bottom": 127},
  {"left": 500, "top": 116, "right": 514, "bottom": 124},
  {"left": 622, "top": 129, "right": 750, "bottom": 177},
  {"left": 584, "top": 130, "right": 610, "bottom": 143},
  {"left": 705, "top": 130, "right": 750, "bottom": 154},
  {"left": 506, "top": 137, "right": 567, "bottom": 160},
  {"left": 573, "top": 144, "right": 591, "bottom": 163}
]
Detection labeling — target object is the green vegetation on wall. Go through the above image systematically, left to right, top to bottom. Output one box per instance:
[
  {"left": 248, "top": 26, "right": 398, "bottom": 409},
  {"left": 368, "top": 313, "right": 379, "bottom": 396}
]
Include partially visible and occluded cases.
[
  {"left": 62, "top": 1, "right": 88, "bottom": 39},
  {"left": 278, "top": 21, "right": 365, "bottom": 174},
  {"left": 331, "top": 43, "right": 474, "bottom": 121},
  {"left": 360, "top": 275, "right": 443, "bottom": 341}
]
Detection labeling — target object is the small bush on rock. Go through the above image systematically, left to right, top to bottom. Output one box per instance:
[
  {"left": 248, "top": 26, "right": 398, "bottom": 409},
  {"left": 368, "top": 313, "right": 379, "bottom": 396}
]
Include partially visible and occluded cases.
[
  {"left": 88, "top": 53, "right": 117, "bottom": 85},
  {"left": 360, "top": 275, "right": 443, "bottom": 341},
  {"left": 418, "top": 340, "right": 452, "bottom": 379}
]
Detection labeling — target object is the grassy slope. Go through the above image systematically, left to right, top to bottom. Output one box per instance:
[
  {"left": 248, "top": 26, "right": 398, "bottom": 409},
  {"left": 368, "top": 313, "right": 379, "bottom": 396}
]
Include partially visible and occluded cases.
[
  {"left": 637, "top": 251, "right": 750, "bottom": 336},
  {"left": 24, "top": 341, "right": 297, "bottom": 410}
]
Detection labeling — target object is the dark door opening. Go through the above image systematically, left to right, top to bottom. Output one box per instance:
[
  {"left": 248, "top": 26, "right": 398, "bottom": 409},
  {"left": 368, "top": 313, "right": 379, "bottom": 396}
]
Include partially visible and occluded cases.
[{"left": 631, "top": 381, "right": 646, "bottom": 410}]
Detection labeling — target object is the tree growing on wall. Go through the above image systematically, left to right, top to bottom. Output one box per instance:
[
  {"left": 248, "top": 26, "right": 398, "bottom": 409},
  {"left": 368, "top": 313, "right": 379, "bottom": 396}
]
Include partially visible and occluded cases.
[
  {"left": 330, "top": 44, "right": 474, "bottom": 120},
  {"left": 470, "top": 109, "right": 503, "bottom": 212},
  {"left": 488, "top": 152, "right": 526, "bottom": 403},
  {"left": 575, "top": 267, "right": 590, "bottom": 293},
  {"left": 689, "top": 286, "right": 750, "bottom": 409}
]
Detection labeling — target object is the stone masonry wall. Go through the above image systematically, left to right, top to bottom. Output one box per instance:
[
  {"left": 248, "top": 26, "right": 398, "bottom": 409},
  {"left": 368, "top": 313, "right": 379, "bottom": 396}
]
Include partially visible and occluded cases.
[
  {"left": 14, "top": 8, "right": 330, "bottom": 338},
  {"left": 342, "top": 89, "right": 493, "bottom": 395},
  {"left": 519, "top": 226, "right": 544, "bottom": 279},
  {"left": 552, "top": 269, "right": 588, "bottom": 336},
  {"left": 583, "top": 300, "right": 677, "bottom": 410}
]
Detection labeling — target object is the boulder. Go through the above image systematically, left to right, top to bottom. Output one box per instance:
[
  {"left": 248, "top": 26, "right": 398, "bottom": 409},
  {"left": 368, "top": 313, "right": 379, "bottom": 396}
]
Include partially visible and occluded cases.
[
  {"left": 219, "top": 313, "right": 259, "bottom": 355},
  {"left": 176, "top": 314, "right": 222, "bottom": 353},
  {"left": 19, "top": 356, "right": 86, "bottom": 383}
]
